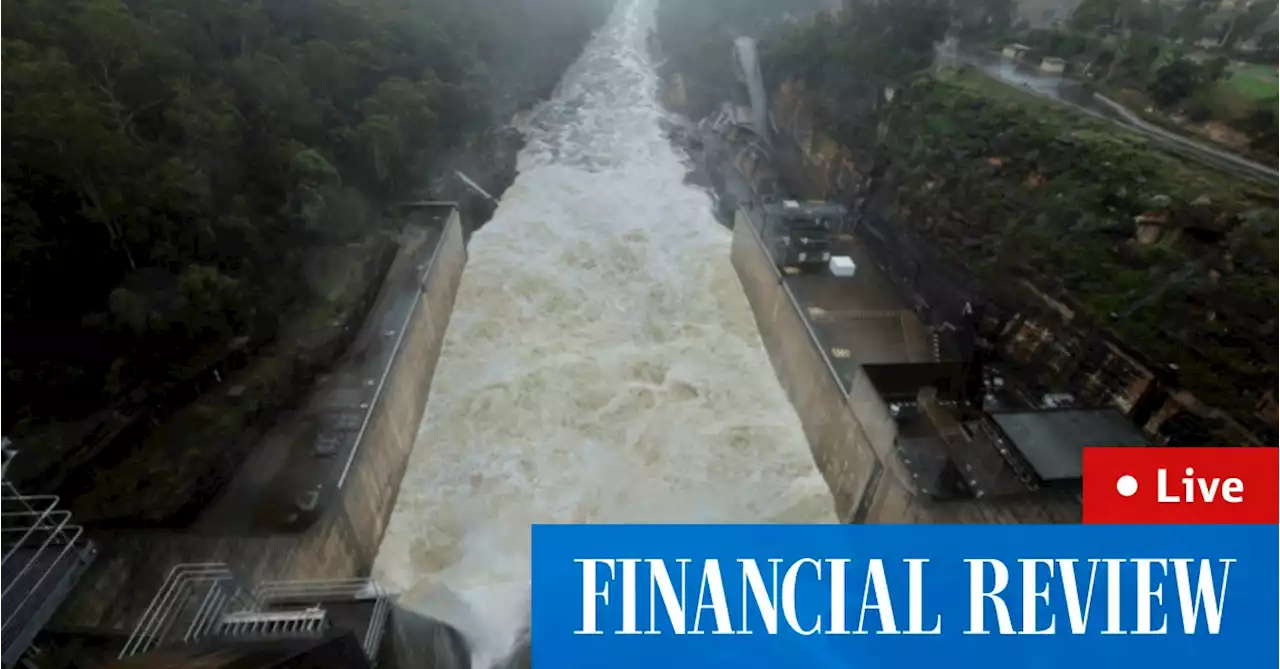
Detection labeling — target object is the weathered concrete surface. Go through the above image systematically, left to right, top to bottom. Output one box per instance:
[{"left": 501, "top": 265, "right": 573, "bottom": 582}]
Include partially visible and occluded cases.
[
  {"left": 338, "top": 211, "right": 467, "bottom": 562},
  {"left": 730, "top": 211, "right": 1081, "bottom": 525},
  {"left": 55, "top": 212, "right": 468, "bottom": 632},
  {"left": 730, "top": 216, "right": 879, "bottom": 521}
]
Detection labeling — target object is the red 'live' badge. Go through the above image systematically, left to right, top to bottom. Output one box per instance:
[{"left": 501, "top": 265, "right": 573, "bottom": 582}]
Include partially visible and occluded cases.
[{"left": 1083, "top": 447, "right": 1279, "bottom": 524}]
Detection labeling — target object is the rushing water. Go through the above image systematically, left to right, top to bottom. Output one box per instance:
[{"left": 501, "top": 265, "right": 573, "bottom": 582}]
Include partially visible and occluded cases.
[{"left": 372, "top": 1, "right": 836, "bottom": 665}]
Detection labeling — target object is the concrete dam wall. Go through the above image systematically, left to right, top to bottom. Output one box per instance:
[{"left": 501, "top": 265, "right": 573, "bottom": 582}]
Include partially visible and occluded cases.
[
  {"left": 57, "top": 209, "right": 468, "bottom": 632},
  {"left": 339, "top": 211, "right": 468, "bottom": 568}
]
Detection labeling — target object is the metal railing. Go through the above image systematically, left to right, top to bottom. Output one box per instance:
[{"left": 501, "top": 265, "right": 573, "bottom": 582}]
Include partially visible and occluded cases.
[
  {"left": 337, "top": 204, "right": 461, "bottom": 490},
  {"left": 736, "top": 208, "right": 847, "bottom": 398},
  {"left": 1, "top": 445, "right": 97, "bottom": 669},
  {"left": 118, "top": 563, "right": 257, "bottom": 658},
  {"left": 120, "top": 564, "right": 391, "bottom": 665},
  {"left": 252, "top": 578, "right": 392, "bottom": 660},
  {"left": 217, "top": 607, "right": 328, "bottom": 639}
]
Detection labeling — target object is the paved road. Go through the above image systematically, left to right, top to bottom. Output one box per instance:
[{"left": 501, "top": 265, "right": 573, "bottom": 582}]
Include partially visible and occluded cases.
[
  {"left": 962, "top": 53, "right": 1277, "bottom": 183},
  {"left": 1088, "top": 92, "right": 1278, "bottom": 181}
]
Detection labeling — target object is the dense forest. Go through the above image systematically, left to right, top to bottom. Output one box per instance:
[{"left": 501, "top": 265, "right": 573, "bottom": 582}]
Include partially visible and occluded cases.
[{"left": 2, "top": 0, "right": 611, "bottom": 519}]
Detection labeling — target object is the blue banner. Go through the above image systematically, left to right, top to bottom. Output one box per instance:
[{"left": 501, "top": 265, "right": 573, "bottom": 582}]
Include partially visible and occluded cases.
[{"left": 531, "top": 525, "right": 1278, "bottom": 668}]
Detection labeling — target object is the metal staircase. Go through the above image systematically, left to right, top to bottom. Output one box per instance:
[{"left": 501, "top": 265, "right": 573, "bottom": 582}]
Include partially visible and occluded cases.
[
  {"left": 119, "top": 566, "right": 390, "bottom": 665},
  {"left": 250, "top": 578, "right": 391, "bottom": 659},
  {"left": 216, "top": 607, "right": 328, "bottom": 639}
]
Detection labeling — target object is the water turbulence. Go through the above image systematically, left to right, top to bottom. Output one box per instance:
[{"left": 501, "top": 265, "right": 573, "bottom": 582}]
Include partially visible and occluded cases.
[
  {"left": 373, "top": 0, "right": 836, "bottom": 665},
  {"left": 390, "top": 581, "right": 478, "bottom": 669}
]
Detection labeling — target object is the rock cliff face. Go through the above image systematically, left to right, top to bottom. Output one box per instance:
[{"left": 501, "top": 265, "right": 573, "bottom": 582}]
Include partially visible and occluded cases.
[
  {"left": 765, "top": 71, "right": 1278, "bottom": 446},
  {"left": 662, "top": 72, "right": 691, "bottom": 115},
  {"left": 773, "top": 79, "right": 863, "bottom": 200}
]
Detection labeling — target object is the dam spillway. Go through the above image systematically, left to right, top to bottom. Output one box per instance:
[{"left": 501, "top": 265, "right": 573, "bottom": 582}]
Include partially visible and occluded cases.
[
  {"left": 371, "top": 0, "right": 837, "bottom": 664},
  {"left": 18, "top": 1, "right": 1095, "bottom": 665}
]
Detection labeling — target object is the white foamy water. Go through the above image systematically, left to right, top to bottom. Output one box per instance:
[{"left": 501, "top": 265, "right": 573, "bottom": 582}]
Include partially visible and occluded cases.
[{"left": 372, "top": 0, "right": 836, "bottom": 664}]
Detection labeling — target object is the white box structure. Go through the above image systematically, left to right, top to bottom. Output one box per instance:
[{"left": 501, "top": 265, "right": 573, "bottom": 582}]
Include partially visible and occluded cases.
[{"left": 829, "top": 256, "right": 856, "bottom": 278}]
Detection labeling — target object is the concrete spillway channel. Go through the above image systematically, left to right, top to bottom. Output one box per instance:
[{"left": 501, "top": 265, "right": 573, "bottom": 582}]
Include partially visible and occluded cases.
[
  {"left": 38, "top": 9, "right": 1116, "bottom": 669},
  {"left": 46, "top": 185, "right": 1095, "bottom": 669},
  {"left": 48, "top": 197, "right": 1089, "bottom": 668}
]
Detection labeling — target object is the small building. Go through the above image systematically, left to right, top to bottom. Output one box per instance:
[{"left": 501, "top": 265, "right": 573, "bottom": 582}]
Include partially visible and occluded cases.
[
  {"left": 1002, "top": 43, "right": 1031, "bottom": 60},
  {"left": 1039, "top": 57, "right": 1067, "bottom": 74},
  {"left": 854, "top": 366, "right": 1150, "bottom": 500},
  {"left": 986, "top": 408, "right": 1149, "bottom": 484}
]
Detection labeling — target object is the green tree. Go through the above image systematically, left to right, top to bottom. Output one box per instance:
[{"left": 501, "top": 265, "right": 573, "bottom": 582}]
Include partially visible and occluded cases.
[
  {"left": 2, "top": 0, "right": 614, "bottom": 471},
  {"left": 955, "top": 0, "right": 1014, "bottom": 39},
  {"left": 1071, "top": 0, "right": 1151, "bottom": 34},
  {"left": 1259, "top": 28, "right": 1280, "bottom": 59},
  {"left": 1201, "top": 55, "right": 1231, "bottom": 84},
  {"left": 1148, "top": 57, "right": 1202, "bottom": 107}
]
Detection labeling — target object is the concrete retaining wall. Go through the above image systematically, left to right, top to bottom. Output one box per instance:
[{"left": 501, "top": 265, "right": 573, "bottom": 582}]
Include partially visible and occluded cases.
[
  {"left": 730, "top": 212, "right": 1081, "bottom": 525},
  {"left": 57, "top": 213, "right": 469, "bottom": 631},
  {"left": 334, "top": 215, "right": 466, "bottom": 576},
  {"left": 731, "top": 215, "right": 879, "bottom": 521},
  {"left": 845, "top": 370, "right": 900, "bottom": 471}
]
